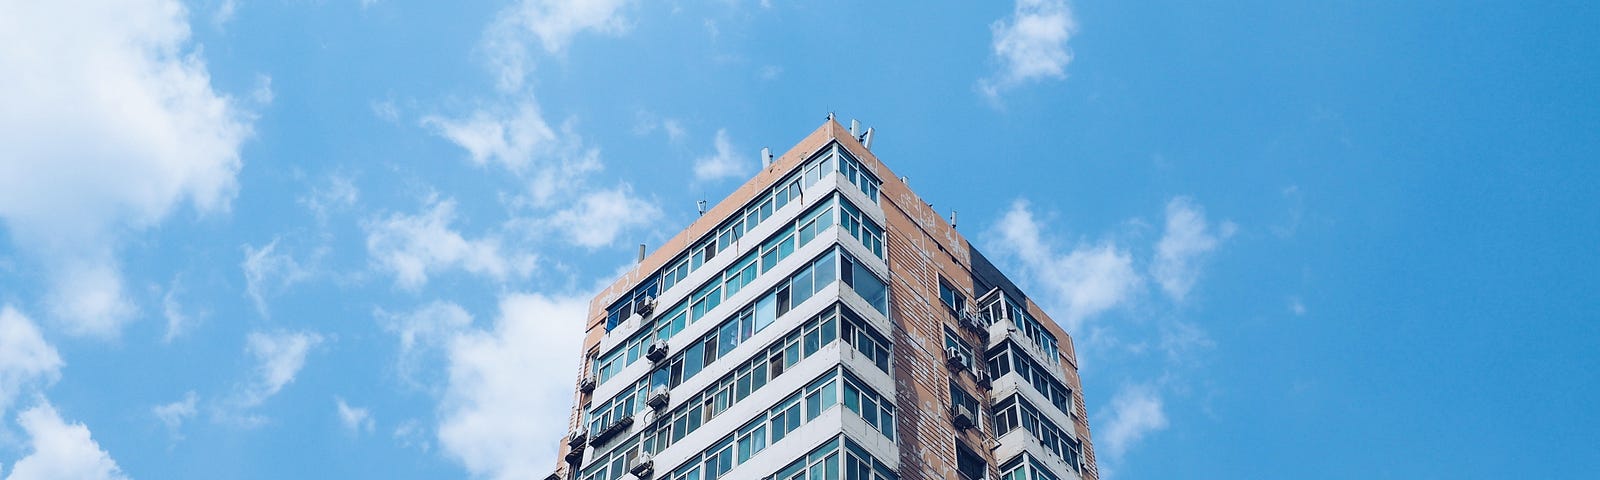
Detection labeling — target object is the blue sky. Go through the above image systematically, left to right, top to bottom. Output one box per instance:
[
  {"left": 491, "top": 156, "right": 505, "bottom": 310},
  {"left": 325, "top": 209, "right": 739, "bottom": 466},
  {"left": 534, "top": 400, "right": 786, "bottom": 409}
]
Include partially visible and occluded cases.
[{"left": 0, "top": 0, "right": 1595, "bottom": 479}]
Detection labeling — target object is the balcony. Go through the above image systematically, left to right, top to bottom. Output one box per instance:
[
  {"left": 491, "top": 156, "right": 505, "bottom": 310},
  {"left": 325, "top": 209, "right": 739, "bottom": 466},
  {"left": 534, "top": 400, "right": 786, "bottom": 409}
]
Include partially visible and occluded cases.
[
  {"left": 986, "top": 319, "right": 1066, "bottom": 385},
  {"left": 989, "top": 371, "right": 1077, "bottom": 431},
  {"left": 993, "top": 426, "right": 1082, "bottom": 480}
]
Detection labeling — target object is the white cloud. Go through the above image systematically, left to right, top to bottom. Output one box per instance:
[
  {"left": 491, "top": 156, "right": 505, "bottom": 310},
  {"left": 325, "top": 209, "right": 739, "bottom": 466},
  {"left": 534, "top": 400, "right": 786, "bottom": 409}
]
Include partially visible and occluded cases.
[
  {"left": 0, "top": 0, "right": 252, "bottom": 337},
  {"left": 214, "top": 0, "right": 239, "bottom": 28},
  {"left": 483, "top": 0, "right": 634, "bottom": 91},
  {"left": 979, "top": 0, "right": 1078, "bottom": 100},
  {"left": 758, "top": 65, "right": 783, "bottom": 80},
  {"left": 250, "top": 74, "right": 273, "bottom": 105},
  {"left": 371, "top": 99, "right": 402, "bottom": 123},
  {"left": 423, "top": 102, "right": 557, "bottom": 174},
  {"left": 424, "top": 102, "right": 609, "bottom": 209},
  {"left": 631, "top": 111, "right": 686, "bottom": 142},
  {"left": 661, "top": 119, "right": 686, "bottom": 142},
  {"left": 693, "top": 129, "right": 749, "bottom": 182},
  {"left": 299, "top": 173, "right": 360, "bottom": 222},
  {"left": 548, "top": 187, "right": 661, "bottom": 249},
  {"left": 363, "top": 196, "right": 535, "bottom": 291},
  {"left": 1152, "top": 197, "right": 1235, "bottom": 302},
  {"left": 991, "top": 200, "right": 1141, "bottom": 332},
  {"left": 241, "top": 239, "right": 314, "bottom": 318},
  {"left": 44, "top": 261, "right": 135, "bottom": 339},
  {"left": 161, "top": 276, "right": 202, "bottom": 343},
  {"left": 437, "top": 293, "right": 587, "bottom": 480},
  {"left": 1289, "top": 296, "right": 1306, "bottom": 316},
  {"left": 379, "top": 301, "right": 474, "bottom": 385},
  {"left": 0, "top": 307, "right": 62, "bottom": 419},
  {"left": 235, "top": 330, "right": 323, "bottom": 410},
  {"left": 1096, "top": 384, "right": 1169, "bottom": 464},
  {"left": 153, "top": 391, "right": 198, "bottom": 437},
  {"left": 335, "top": 397, "right": 375, "bottom": 435},
  {"left": 6, "top": 402, "right": 128, "bottom": 480},
  {"left": 393, "top": 419, "right": 430, "bottom": 452}
]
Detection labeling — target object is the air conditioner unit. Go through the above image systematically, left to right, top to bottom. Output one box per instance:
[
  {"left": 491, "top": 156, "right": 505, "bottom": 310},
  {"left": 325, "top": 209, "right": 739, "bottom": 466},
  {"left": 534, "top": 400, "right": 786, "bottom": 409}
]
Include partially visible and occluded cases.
[
  {"left": 636, "top": 296, "right": 657, "bottom": 318},
  {"left": 645, "top": 340, "right": 669, "bottom": 363},
  {"left": 945, "top": 347, "right": 969, "bottom": 371},
  {"left": 974, "top": 369, "right": 992, "bottom": 389},
  {"left": 578, "top": 374, "right": 597, "bottom": 394},
  {"left": 646, "top": 386, "right": 670, "bottom": 410},
  {"left": 952, "top": 404, "right": 976, "bottom": 430},
  {"left": 567, "top": 428, "right": 589, "bottom": 448},
  {"left": 564, "top": 447, "right": 585, "bottom": 465},
  {"left": 629, "top": 453, "right": 655, "bottom": 478},
  {"left": 545, "top": 471, "right": 562, "bottom": 480}
]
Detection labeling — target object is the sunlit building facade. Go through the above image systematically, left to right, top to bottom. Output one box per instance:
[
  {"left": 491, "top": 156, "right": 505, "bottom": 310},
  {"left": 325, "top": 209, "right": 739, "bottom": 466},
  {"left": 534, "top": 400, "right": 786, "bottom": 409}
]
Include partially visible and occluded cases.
[{"left": 553, "top": 118, "right": 1097, "bottom": 480}]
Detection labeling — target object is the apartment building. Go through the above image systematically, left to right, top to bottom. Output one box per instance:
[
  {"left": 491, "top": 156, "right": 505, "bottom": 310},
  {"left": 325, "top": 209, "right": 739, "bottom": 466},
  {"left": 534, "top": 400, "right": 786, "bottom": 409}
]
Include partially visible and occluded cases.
[{"left": 553, "top": 118, "right": 1097, "bottom": 480}]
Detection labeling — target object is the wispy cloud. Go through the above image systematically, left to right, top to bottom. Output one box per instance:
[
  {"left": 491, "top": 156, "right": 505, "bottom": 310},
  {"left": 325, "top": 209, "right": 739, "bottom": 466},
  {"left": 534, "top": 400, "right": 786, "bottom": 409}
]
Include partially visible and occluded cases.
[
  {"left": 483, "top": 0, "right": 635, "bottom": 92},
  {"left": 978, "top": 0, "right": 1078, "bottom": 101},
  {"left": 422, "top": 102, "right": 559, "bottom": 175},
  {"left": 693, "top": 129, "right": 750, "bottom": 182},
  {"left": 547, "top": 186, "right": 661, "bottom": 248},
  {"left": 363, "top": 196, "right": 535, "bottom": 291},
  {"left": 1152, "top": 197, "right": 1236, "bottom": 302},
  {"left": 241, "top": 239, "right": 315, "bottom": 318},
  {"left": 161, "top": 276, "right": 202, "bottom": 343},
  {"left": 378, "top": 301, "right": 474, "bottom": 387},
  {"left": 0, "top": 306, "right": 62, "bottom": 418},
  {"left": 226, "top": 330, "right": 324, "bottom": 420},
  {"left": 1096, "top": 384, "right": 1170, "bottom": 465},
  {"left": 153, "top": 391, "right": 198, "bottom": 439},
  {"left": 336, "top": 397, "right": 376, "bottom": 435}
]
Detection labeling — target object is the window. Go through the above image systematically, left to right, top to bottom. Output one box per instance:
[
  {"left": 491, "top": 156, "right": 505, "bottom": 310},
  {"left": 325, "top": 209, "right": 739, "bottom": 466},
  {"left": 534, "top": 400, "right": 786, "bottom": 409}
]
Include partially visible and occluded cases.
[
  {"left": 796, "top": 196, "right": 835, "bottom": 247},
  {"left": 838, "top": 197, "right": 884, "bottom": 258},
  {"left": 840, "top": 251, "right": 888, "bottom": 314},
  {"left": 939, "top": 279, "right": 966, "bottom": 313},
  {"left": 840, "top": 307, "right": 892, "bottom": 373},
  {"left": 945, "top": 328, "right": 974, "bottom": 370},
  {"left": 841, "top": 370, "right": 895, "bottom": 440},
  {"left": 950, "top": 381, "right": 980, "bottom": 429},
  {"left": 736, "top": 418, "right": 767, "bottom": 463},
  {"left": 773, "top": 436, "right": 897, "bottom": 480},
  {"left": 956, "top": 444, "right": 987, "bottom": 480},
  {"left": 999, "top": 454, "right": 1064, "bottom": 480}
]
